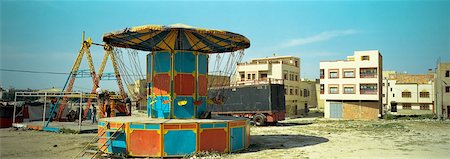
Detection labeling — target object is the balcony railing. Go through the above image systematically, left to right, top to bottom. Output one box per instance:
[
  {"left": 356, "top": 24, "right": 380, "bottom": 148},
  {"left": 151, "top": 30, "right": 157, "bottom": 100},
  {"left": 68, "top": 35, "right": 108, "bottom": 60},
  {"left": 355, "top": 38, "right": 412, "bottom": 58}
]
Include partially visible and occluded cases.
[
  {"left": 234, "top": 78, "right": 284, "bottom": 86},
  {"left": 360, "top": 90, "right": 377, "bottom": 94}
]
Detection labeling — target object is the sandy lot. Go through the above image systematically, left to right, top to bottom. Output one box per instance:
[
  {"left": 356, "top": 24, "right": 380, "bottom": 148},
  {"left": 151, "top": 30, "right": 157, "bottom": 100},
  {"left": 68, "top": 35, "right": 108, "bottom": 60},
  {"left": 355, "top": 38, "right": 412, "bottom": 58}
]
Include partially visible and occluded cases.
[{"left": 1, "top": 118, "right": 449, "bottom": 159}]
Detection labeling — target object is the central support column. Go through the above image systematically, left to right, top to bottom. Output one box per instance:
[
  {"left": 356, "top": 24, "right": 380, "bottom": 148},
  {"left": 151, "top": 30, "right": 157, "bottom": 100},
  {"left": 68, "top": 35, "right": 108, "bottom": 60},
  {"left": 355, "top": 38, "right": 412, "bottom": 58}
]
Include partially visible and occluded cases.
[{"left": 147, "top": 51, "right": 208, "bottom": 119}]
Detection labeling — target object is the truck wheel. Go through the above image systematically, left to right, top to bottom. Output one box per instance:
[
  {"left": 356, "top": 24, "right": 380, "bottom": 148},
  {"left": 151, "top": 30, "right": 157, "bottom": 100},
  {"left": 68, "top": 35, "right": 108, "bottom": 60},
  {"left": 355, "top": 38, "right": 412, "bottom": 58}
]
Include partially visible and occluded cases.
[{"left": 253, "top": 114, "right": 266, "bottom": 126}]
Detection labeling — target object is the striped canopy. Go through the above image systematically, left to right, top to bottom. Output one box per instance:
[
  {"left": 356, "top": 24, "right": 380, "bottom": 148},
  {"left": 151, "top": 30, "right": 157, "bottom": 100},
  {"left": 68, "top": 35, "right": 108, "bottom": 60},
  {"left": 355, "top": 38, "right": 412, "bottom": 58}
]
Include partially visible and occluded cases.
[{"left": 102, "top": 24, "right": 250, "bottom": 53}]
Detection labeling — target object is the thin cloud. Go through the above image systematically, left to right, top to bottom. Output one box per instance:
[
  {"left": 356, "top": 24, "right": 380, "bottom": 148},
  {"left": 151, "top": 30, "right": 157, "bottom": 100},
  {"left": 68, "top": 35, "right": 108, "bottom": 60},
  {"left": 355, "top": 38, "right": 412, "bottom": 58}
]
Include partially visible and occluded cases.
[{"left": 280, "top": 29, "right": 360, "bottom": 48}]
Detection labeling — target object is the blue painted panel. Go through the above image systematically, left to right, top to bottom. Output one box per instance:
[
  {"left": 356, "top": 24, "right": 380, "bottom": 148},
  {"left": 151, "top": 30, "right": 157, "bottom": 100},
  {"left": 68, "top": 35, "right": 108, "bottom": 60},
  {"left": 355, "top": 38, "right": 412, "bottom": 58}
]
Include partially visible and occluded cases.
[
  {"left": 154, "top": 51, "right": 171, "bottom": 73},
  {"left": 174, "top": 51, "right": 195, "bottom": 73},
  {"left": 198, "top": 54, "right": 207, "bottom": 74},
  {"left": 152, "top": 96, "right": 171, "bottom": 118},
  {"left": 173, "top": 96, "right": 195, "bottom": 118},
  {"left": 196, "top": 96, "right": 207, "bottom": 118},
  {"left": 330, "top": 102, "right": 342, "bottom": 118},
  {"left": 98, "top": 122, "right": 105, "bottom": 127},
  {"left": 130, "top": 123, "right": 145, "bottom": 129},
  {"left": 200, "top": 123, "right": 214, "bottom": 129},
  {"left": 145, "top": 124, "right": 160, "bottom": 130},
  {"left": 230, "top": 127, "right": 244, "bottom": 151},
  {"left": 164, "top": 130, "right": 196, "bottom": 156},
  {"left": 107, "top": 131, "right": 127, "bottom": 154}
]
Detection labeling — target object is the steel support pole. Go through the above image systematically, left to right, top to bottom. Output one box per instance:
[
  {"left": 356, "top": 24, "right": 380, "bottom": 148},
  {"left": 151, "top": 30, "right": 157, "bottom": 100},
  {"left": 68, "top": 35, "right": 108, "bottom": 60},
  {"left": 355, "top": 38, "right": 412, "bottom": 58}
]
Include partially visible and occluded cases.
[
  {"left": 13, "top": 92, "right": 17, "bottom": 123},
  {"left": 79, "top": 92, "right": 82, "bottom": 131},
  {"left": 43, "top": 93, "right": 47, "bottom": 126}
]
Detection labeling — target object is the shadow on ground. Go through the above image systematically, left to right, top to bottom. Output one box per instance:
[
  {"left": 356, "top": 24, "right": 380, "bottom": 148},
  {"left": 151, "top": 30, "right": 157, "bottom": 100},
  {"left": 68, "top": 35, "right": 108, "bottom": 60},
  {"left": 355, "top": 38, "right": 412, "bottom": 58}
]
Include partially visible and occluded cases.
[{"left": 246, "top": 134, "right": 329, "bottom": 152}]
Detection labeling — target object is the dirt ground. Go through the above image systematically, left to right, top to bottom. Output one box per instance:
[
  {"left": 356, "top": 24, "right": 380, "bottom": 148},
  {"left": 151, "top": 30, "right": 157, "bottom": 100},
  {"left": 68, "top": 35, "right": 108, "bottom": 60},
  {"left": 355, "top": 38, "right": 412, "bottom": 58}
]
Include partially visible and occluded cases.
[{"left": 1, "top": 118, "right": 449, "bottom": 159}]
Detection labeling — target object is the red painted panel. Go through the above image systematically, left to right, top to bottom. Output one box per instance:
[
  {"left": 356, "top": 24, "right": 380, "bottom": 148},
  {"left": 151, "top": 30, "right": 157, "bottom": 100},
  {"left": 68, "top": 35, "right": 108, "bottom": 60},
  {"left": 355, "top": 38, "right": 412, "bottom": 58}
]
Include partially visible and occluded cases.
[
  {"left": 153, "top": 74, "right": 171, "bottom": 95},
  {"left": 174, "top": 74, "right": 195, "bottom": 95},
  {"left": 198, "top": 75, "right": 207, "bottom": 96},
  {"left": 229, "top": 121, "right": 246, "bottom": 127},
  {"left": 164, "top": 124, "right": 180, "bottom": 130},
  {"left": 180, "top": 124, "right": 197, "bottom": 129},
  {"left": 98, "top": 126, "right": 107, "bottom": 151},
  {"left": 199, "top": 129, "right": 227, "bottom": 152},
  {"left": 129, "top": 130, "right": 161, "bottom": 157}
]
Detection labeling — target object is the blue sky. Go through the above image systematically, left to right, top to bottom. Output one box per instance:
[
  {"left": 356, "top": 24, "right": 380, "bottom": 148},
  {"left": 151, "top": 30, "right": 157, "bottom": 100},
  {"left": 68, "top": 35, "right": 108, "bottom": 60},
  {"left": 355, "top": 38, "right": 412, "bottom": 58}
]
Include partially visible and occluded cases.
[{"left": 1, "top": 0, "right": 449, "bottom": 91}]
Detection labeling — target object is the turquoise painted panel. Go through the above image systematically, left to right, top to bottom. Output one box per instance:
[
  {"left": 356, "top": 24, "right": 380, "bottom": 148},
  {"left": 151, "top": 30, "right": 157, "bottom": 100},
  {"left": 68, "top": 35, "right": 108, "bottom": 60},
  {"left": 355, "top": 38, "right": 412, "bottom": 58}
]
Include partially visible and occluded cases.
[
  {"left": 154, "top": 51, "right": 171, "bottom": 73},
  {"left": 174, "top": 51, "right": 195, "bottom": 73},
  {"left": 147, "top": 53, "right": 152, "bottom": 76},
  {"left": 198, "top": 54, "right": 207, "bottom": 74},
  {"left": 152, "top": 96, "right": 171, "bottom": 118},
  {"left": 173, "top": 96, "right": 195, "bottom": 118},
  {"left": 196, "top": 96, "right": 207, "bottom": 118},
  {"left": 98, "top": 122, "right": 105, "bottom": 127},
  {"left": 130, "top": 123, "right": 145, "bottom": 129},
  {"left": 200, "top": 123, "right": 214, "bottom": 129},
  {"left": 214, "top": 123, "right": 227, "bottom": 128},
  {"left": 145, "top": 124, "right": 160, "bottom": 130},
  {"left": 43, "top": 127, "right": 60, "bottom": 132},
  {"left": 230, "top": 127, "right": 244, "bottom": 151},
  {"left": 164, "top": 130, "right": 196, "bottom": 156},
  {"left": 107, "top": 131, "right": 126, "bottom": 154}
]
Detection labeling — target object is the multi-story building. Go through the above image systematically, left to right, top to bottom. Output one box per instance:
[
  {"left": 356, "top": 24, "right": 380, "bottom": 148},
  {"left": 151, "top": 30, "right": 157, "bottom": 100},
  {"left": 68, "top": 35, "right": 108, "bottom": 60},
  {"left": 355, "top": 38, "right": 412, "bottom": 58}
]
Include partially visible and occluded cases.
[
  {"left": 320, "top": 50, "right": 382, "bottom": 119},
  {"left": 236, "top": 56, "right": 315, "bottom": 116},
  {"left": 435, "top": 62, "right": 450, "bottom": 119},
  {"left": 382, "top": 72, "right": 434, "bottom": 115}
]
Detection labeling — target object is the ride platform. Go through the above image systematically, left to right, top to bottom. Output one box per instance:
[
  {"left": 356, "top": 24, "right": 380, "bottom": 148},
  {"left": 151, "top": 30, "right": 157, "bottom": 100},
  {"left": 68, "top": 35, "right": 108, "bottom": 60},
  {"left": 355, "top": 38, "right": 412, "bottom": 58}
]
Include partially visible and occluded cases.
[{"left": 98, "top": 116, "right": 250, "bottom": 157}]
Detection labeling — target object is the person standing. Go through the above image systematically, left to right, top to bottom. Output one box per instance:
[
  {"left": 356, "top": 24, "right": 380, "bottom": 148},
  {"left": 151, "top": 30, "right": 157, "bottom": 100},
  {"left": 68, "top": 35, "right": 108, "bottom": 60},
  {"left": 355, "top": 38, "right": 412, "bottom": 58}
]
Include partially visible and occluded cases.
[{"left": 92, "top": 104, "right": 97, "bottom": 123}]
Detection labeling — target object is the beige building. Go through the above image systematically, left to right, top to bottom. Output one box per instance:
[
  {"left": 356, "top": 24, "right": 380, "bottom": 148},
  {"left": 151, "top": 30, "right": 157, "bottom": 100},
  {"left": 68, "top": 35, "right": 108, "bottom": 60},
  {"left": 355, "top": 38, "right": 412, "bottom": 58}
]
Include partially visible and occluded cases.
[
  {"left": 320, "top": 50, "right": 382, "bottom": 119},
  {"left": 236, "top": 56, "right": 316, "bottom": 116},
  {"left": 435, "top": 62, "right": 450, "bottom": 119},
  {"left": 382, "top": 72, "right": 434, "bottom": 115},
  {"left": 127, "top": 79, "right": 147, "bottom": 110},
  {"left": 315, "top": 79, "right": 325, "bottom": 111}
]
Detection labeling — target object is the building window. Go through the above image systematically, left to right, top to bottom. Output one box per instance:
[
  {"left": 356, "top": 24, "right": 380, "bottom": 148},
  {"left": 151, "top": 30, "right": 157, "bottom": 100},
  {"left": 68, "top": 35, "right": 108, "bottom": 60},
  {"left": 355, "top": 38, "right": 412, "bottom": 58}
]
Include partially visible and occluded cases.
[
  {"left": 361, "top": 55, "right": 370, "bottom": 61},
  {"left": 295, "top": 61, "right": 298, "bottom": 67},
  {"left": 360, "top": 68, "right": 377, "bottom": 78},
  {"left": 320, "top": 69, "right": 324, "bottom": 79},
  {"left": 329, "top": 69, "right": 339, "bottom": 78},
  {"left": 343, "top": 70, "right": 355, "bottom": 78},
  {"left": 446, "top": 70, "right": 449, "bottom": 77},
  {"left": 240, "top": 73, "right": 245, "bottom": 81},
  {"left": 260, "top": 73, "right": 268, "bottom": 80},
  {"left": 284, "top": 73, "right": 288, "bottom": 80},
  {"left": 247, "top": 74, "right": 251, "bottom": 80},
  {"left": 252, "top": 74, "right": 256, "bottom": 80},
  {"left": 295, "top": 75, "right": 298, "bottom": 81},
  {"left": 383, "top": 83, "right": 385, "bottom": 86},
  {"left": 320, "top": 84, "right": 324, "bottom": 94},
  {"left": 360, "top": 84, "right": 377, "bottom": 94},
  {"left": 329, "top": 86, "right": 339, "bottom": 94},
  {"left": 343, "top": 86, "right": 355, "bottom": 94},
  {"left": 446, "top": 86, "right": 450, "bottom": 93},
  {"left": 285, "top": 87, "right": 288, "bottom": 95},
  {"left": 390, "top": 88, "right": 393, "bottom": 91},
  {"left": 290, "top": 89, "right": 293, "bottom": 95},
  {"left": 295, "top": 89, "right": 298, "bottom": 95},
  {"left": 304, "top": 89, "right": 308, "bottom": 97},
  {"left": 402, "top": 91, "right": 411, "bottom": 98},
  {"left": 419, "top": 91, "right": 430, "bottom": 98},
  {"left": 393, "top": 93, "right": 395, "bottom": 97},
  {"left": 383, "top": 94, "right": 385, "bottom": 97},
  {"left": 403, "top": 103, "right": 412, "bottom": 110},
  {"left": 420, "top": 104, "right": 429, "bottom": 110}
]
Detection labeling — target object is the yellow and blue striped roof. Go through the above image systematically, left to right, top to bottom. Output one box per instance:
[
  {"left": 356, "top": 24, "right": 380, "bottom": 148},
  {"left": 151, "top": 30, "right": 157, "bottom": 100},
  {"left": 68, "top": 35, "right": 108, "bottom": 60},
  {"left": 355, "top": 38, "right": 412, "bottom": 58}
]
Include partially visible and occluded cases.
[{"left": 103, "top": 24, "right": 250, "bottom": 53}]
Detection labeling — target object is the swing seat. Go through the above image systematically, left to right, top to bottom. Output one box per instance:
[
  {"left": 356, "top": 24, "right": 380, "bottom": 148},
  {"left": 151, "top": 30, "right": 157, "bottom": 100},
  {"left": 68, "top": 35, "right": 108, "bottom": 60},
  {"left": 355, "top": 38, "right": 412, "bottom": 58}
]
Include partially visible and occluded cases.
[
  {"left": 162, "top": 100, "right": 171, "bottom": 104},
  {"left": 178, "top": 100, "right": 188, "bottom": 106},
  {"left": 193, "top": 100, "right": 203, "bottom": 106}
]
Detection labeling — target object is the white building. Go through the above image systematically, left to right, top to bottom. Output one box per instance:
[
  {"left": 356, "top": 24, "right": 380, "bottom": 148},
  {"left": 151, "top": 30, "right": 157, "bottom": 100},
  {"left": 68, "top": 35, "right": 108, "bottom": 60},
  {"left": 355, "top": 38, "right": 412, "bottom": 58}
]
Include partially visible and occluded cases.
[
  {"left": 320, "top": 50, "right": 382, "bottom": 119},
  {"left": 236, "top": 56, "right": 316, "bottom": 116},
  {"left": 435, "top": 62, "right": 450, "bottom": 119},
  {"left": 382, "top": 72, "right": 434, "bottom": 115}
]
